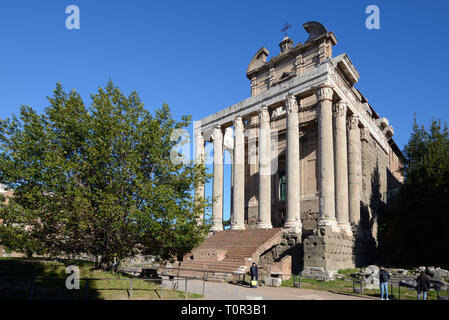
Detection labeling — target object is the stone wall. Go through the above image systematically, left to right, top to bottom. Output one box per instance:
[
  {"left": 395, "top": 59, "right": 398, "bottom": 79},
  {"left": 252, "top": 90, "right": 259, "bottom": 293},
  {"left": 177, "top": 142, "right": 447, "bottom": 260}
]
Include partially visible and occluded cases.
[
  {"left": 361, "top": 131, "right": 389, "bottom": 240},
  {"left": 302, "top": 226, "right": 355, "bottom": 279},
  {"left": 258, "top": 232, "right": 302, "bottom": 276}
]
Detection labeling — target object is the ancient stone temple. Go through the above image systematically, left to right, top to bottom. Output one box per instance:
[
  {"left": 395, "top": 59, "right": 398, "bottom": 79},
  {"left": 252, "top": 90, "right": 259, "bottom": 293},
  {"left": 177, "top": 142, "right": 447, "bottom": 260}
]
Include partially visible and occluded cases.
[{"left": 182, "top": 21, "right": 404, "bottom": 280}]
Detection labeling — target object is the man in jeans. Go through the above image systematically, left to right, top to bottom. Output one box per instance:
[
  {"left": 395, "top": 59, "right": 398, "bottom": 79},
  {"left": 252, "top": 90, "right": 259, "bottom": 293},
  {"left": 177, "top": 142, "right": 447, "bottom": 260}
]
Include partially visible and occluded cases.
[{"left": 379, "top": 266, "right": 390, "bottom": 300}]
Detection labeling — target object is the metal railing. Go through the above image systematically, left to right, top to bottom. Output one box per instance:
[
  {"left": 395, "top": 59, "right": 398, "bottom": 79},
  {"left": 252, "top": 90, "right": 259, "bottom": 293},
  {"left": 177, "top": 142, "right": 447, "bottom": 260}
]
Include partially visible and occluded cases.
[
  {"left": 0, "top": 275, "right": 198, "bottom": 300},
  {"left": 397, "top": 280, "right": 449, "bottom": 300}
]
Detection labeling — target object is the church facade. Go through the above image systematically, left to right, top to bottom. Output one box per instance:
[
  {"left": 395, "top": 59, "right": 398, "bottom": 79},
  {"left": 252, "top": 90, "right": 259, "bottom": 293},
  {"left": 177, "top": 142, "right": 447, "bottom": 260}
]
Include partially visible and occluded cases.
[{"left": 194, "top": 22, "right": 404, "bottom": 277}]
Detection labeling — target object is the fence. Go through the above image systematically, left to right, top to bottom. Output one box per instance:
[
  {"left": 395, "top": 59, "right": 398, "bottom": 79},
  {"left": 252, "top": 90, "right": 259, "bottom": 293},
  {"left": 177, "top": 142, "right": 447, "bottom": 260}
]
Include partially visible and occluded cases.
[
  {"left": 0, "top": 275, "right": 200, "bottom": 300},
  {"left": 351, "top": 278, "right": 449, "bottom": 300}
]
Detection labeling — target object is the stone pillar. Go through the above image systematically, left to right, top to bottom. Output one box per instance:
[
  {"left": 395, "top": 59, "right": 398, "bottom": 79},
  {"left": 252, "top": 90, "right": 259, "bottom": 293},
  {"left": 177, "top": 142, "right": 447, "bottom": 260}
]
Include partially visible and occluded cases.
[
  {"left": 316, "top": 85, "right": 338, "bottom": 229},
  {"left": 284, "top": 94, "right": 302, "bottom": 234},
  {"left": 333, "top": 101, "right": 351, "bottom": 234},
  {"left": 257, "top": 106, "right": 273, "bottom": 229},
  {"left": 347, "top": 115, "right": 362, "bottom": 225},
  {"left": 231, "top": 117, "right": 245, "bottom": 230},
  {"left": 211, "top": 125, "right": 224, "bottom": 231},
  {"left": 195, "top": 131, "right": 205, "bottom": 224}
]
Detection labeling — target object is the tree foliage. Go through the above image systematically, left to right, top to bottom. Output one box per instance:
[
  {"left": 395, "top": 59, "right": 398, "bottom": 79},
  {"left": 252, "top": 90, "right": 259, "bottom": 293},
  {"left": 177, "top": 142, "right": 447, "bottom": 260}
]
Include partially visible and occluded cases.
[
  {"left": 0, "top": 81, "right": 210, "bottom": 268},
  {"left": 379, "top": 116, "right": 449, "bottom": 268}
]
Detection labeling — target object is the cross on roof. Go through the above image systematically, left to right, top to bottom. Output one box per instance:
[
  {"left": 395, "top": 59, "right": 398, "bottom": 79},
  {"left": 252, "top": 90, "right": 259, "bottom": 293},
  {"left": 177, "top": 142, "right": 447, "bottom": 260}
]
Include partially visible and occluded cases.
[{"left": 281, "top": 22, "right": 291, "bottom": 37}]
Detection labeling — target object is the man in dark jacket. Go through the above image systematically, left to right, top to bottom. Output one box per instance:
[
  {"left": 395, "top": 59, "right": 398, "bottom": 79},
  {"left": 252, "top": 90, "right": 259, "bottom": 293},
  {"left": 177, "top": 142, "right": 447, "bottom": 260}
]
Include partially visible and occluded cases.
[
  {"left": 250, "top": 263, "right": 258, "bottom": 288},
  {"left": 378, "top": 266, "right": 390, "bottom": 300},
  {"left": 416, "top": 272, "right": 431, "bottom": 300}
]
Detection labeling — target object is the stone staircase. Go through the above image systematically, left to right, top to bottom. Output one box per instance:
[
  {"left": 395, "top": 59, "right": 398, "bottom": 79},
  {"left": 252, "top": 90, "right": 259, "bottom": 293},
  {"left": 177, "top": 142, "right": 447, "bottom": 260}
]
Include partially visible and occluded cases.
[{"left": 162, "top": 228, "right": 284, "bottom": 280}]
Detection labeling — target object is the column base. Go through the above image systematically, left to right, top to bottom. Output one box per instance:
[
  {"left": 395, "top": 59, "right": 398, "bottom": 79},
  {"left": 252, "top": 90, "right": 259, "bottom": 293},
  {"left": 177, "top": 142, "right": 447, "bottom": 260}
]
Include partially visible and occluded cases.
[
  {"left": 317, "top": 218, "right": 339, "bottom": 232},
  {"left": 283, "top": 219, "right": 303, "bottom": 234},
  {"left": 256, "top": 222, "right": 273, "bottom": 229},
  {"left": 230, "top": 223, "right": 245, "bottom": 231},
  {"left": 338, "top": 223, "right": 353, "bottom": 236},
  {"left": 210, "top": 224, "right": 223, "bottom": 232}
]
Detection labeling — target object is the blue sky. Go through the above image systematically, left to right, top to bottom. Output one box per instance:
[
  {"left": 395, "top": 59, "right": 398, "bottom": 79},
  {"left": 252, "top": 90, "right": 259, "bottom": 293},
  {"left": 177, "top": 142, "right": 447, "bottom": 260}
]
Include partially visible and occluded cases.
[{"left": 0, "top": 0, "right": 448, "bottom": 222}]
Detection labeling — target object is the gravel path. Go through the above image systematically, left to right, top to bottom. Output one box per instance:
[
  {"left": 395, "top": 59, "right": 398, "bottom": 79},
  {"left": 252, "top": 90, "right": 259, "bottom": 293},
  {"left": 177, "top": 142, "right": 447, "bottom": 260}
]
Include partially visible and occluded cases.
[{"left": 161, "top": 278, "right": 372, "bottom": 300}]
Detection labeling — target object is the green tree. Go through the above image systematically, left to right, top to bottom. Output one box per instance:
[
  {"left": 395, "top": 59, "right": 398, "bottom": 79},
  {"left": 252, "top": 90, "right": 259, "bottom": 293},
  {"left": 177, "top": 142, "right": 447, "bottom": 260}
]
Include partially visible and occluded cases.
[
  {"left": 0, "top": 81, "right": 210, "bottom": 269},
  {"left": 380, "top": 116, "right": 449, "bottom": 268}
]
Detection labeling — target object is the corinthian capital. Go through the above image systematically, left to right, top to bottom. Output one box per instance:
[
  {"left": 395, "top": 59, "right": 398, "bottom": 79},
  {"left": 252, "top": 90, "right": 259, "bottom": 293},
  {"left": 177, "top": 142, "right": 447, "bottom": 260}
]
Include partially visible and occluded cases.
[
  {"left": 316, "top": 85, "right": 334, "bottom": 102},
  {"left": 285, "top": 94, "right": 299, "bottom": 114},
  {"left": 333, "top": 101, "right": 348, "bottom": 118},
  {"left": 259, "top": 106, "right": 270, "bottom": 123},
  {"left": 347, "top": 115, "right": 359, "bottom": 131},
  {"left": 234, "top": 116, "right": 244, "bottom": 131},
  {"left": 211, "top": 125, "right": 223, "bottom": 141},
  {"left": 361, "top": 127, "right": 370, "bottom": 142},
  {"left": 195, "top": 131, "right": 204, "bottom": 145}
]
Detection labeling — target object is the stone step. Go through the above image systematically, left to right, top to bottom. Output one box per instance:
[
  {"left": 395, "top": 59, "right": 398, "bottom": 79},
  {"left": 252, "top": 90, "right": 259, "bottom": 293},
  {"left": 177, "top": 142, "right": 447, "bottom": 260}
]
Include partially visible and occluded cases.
[
  {"left": 177, "top": 228, "right": 284, "bottom": 276},
  {"left": 179, "top": 263, "right": 245, "bottom": 271}
]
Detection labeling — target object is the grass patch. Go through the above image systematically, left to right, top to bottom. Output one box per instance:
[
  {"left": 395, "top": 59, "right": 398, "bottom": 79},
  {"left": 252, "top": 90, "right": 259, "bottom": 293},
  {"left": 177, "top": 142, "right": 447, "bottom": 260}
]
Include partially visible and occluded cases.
[
  {"left": 0, "top": 257, "right": 202, "bottom": 300},
  {"left": 337, "top": 268, "right": 360, "bottom": 276},
  {"left": 281, "top": 274, "right": 447, "bottom": 300}
]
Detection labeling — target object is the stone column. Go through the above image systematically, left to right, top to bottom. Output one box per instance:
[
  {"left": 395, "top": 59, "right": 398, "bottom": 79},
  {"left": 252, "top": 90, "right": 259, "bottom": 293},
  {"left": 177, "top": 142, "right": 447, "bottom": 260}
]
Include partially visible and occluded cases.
[
  {"left": 316, "top": 85, "right": 338, "bottom": 229},
  {"left": 284, "top": 94, "right": 302, "bottom": 234},
  {"left": 333, "top": 101, "right": 351, "bottom": 234},
  {"left": 257, "top": 106, "right": 273, "bottom": 229},
  {"left": 347, "top": 115, "right": 361, "bottom": 225},
  {"left": 231, "top": 117, "right": 245, "bottom": 230},
  {"left": 211, "top": 125, "right": 224, "bottom": 231},
  {"left": 195, "top": 131, "right": 205, "bottom": 224}
]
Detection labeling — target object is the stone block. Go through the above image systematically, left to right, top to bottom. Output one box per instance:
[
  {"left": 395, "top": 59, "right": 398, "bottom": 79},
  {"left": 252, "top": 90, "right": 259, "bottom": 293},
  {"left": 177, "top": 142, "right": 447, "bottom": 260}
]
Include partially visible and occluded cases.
[
  {"left": 270, "top": 255, "right": 292, "bottom": 279},
  {"left": 365, "top": 265, "right": 379, "bottom": 274},
  {"left": 435, "top": 268, "right": 449, "bottom": 278},
  {"left": 365, "top": 274, "right": 379, "bottom": 289},
  {"left": 264, "top": 277, "right": 282, "bottom": 287}
]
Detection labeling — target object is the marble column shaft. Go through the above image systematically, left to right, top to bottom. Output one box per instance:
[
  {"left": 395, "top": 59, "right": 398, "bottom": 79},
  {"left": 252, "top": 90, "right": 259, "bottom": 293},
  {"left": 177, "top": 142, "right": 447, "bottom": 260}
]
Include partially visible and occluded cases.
[
  {"left": 316, "top": 86, "right": 337, "bottom": 228},
  {"left": 284, "top": 94, "right": 302, "bottom": 233},
  {"left": 333, "top": 101, "right": 351, "bottom": 232},
  {"left": 257, "top": 106, "right": 273, "bottom": 229},
  {"left": 347, "top": 115, "right": 362, "bottom": 225},
  {"left": 231, "top": 117, "right": 245, "bottom": 230},
  {"left": 211, "top": 125, "right": 224, "bottom": 231},
  {"left": 195, "top": 132, "right": 205, "bottom": 224}
]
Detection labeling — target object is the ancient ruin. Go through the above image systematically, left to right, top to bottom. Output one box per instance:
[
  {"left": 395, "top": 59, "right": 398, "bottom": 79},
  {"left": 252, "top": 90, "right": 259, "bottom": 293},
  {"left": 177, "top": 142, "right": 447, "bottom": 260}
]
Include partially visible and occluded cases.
[{"left": 179, "top": 21, "right": 404, "bottom": 280}]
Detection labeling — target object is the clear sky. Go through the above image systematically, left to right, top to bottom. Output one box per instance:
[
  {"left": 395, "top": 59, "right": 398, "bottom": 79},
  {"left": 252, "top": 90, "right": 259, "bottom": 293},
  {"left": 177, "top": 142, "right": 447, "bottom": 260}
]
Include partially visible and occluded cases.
[{"left": 0, "top": 0, "right": 448, "bottom": 222}]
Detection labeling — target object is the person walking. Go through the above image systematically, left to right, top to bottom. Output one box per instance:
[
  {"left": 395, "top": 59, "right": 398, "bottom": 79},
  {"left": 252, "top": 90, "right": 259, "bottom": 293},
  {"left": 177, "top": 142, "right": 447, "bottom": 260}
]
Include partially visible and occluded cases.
[
  {"left": 250, "top": 262, "right": 258, "bottom": 288},
  {"left": 379, "top": 266, "right": 390, "bottom": 300},
  {"left": 416, "top": 271, "right": 430, "bottom": 300}
]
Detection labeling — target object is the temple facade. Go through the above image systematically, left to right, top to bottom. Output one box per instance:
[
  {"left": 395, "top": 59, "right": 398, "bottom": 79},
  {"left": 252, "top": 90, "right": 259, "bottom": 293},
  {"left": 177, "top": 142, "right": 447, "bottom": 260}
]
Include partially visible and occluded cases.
[{"left": 193, "top": 22, "right": 404, "bottom": 277}]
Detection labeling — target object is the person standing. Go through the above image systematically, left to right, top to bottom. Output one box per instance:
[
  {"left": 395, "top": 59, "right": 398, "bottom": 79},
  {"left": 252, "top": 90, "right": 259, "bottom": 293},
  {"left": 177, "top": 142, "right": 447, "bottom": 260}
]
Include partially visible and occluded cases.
[
  {"left": 250, "top": 262, "right": 258, "bottom": 288},
  {"left": 379, "top": 266, "right": 390, "bottom": 300},
  {"left": 416, "top": 271, "right": 430, "bottom": 300}
]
